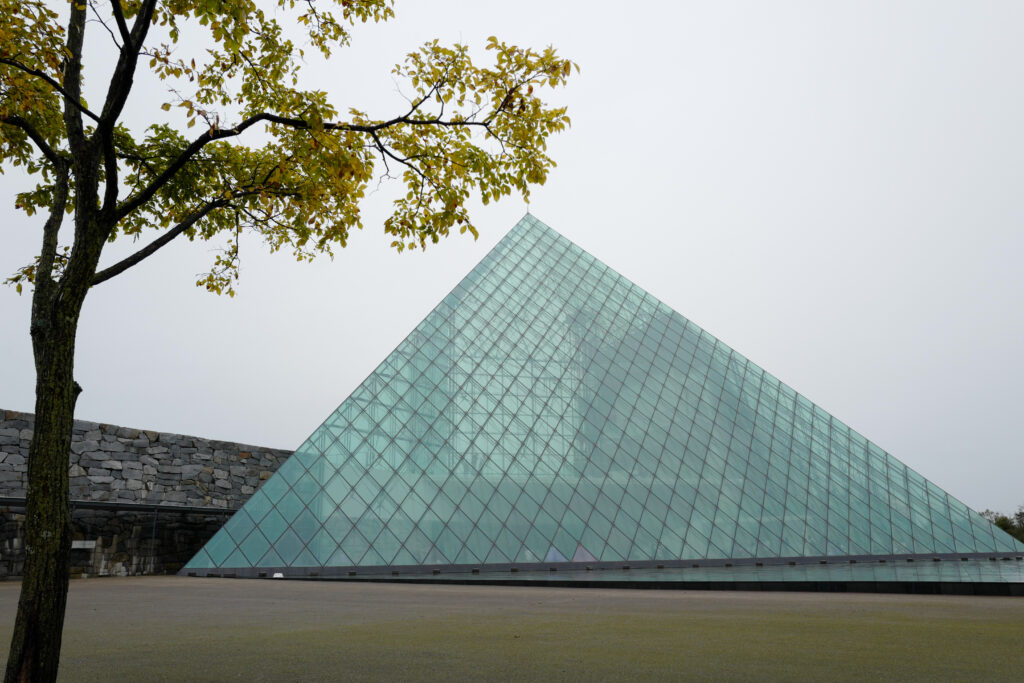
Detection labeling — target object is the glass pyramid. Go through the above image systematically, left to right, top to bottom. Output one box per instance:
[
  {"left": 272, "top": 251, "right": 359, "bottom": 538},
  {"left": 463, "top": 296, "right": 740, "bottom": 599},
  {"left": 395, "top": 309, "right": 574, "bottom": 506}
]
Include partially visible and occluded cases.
[{"left": 185, "top": 216, "right": 1024, "bottom": 577}]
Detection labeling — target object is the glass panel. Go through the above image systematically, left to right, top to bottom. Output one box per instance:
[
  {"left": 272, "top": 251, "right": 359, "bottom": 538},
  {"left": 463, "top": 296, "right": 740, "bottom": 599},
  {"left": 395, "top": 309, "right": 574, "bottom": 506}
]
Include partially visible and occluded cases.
[{"left": 188, "top": 215, "right": 1024, "bottom": 578}]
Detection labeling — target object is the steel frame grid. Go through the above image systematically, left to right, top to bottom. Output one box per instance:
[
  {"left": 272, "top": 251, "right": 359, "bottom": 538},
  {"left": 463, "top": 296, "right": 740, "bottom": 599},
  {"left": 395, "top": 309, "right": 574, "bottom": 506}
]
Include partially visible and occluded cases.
[{"left": 184, "top": 215, "right": 1024, "bottom": 577}]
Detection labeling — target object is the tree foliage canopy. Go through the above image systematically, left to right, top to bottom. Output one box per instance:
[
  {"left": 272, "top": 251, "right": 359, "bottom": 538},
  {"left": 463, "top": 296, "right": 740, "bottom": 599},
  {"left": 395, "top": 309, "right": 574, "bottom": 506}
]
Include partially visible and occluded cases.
[
  {"left": 1, "top": 0, "right": 575, "bottom": 295},
  {"left": 1, "top": 3, "right": 574, "bottom": 679},
  {"left": 982, "top": 507, "right": 1024, "bottom": 543}
]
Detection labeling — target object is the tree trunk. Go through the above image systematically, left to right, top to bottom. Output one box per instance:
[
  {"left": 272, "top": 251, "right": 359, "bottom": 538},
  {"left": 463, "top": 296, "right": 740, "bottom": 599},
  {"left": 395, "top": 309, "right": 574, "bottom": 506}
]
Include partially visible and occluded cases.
[{"left": 4, "top": 320, "right": 79, "bottom": 683}]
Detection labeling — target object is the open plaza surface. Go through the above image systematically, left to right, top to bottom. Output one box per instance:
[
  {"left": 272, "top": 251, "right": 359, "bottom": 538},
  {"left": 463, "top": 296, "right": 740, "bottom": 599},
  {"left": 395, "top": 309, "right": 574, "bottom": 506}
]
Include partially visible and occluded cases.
[{"left": 1, "top": 578, "right": 1023, "bottom": 681}]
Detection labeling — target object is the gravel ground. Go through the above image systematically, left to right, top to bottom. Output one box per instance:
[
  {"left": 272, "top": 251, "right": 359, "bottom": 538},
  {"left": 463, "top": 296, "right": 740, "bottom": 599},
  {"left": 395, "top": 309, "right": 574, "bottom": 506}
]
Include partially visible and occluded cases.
[{"left": 1, "top": 577, "right": 1022, "bottom": 681}]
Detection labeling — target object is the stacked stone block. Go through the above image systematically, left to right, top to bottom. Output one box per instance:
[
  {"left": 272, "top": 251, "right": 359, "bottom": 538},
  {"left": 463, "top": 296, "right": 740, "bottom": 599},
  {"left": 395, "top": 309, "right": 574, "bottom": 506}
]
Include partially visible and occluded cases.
[
  {"left": 0, "top": 408, "right": 292, "bottom": 576},
  {"left": 1, "top": 409, "right": 290, "bottom": 508}
]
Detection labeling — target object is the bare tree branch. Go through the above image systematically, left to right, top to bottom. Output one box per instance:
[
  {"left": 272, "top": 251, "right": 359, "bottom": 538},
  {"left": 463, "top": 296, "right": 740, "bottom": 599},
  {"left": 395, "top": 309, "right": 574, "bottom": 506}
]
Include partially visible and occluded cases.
[
  {"left": 87, "top": 0, "right": 123, "bottom": 49},
  {"left": 99, "top": 0, "right": 158, "bottom": 217},
  {"left": 100, "top": 0, "right": 157, "bottom": 126},
  {"left": 108, "top": 0, "right": 132, "bottom": 47},
  {"left": 62, "top": 3, "right": 89, "bottom": 152},
  {"left": 0, "top": 57, "right": 101, "bottom": 123},
  {"left": 116, "top": 110, "right": 496, "bottom": 223},
  {"left": 0, "top": 115, "right": 61, "bottom": 165},
  {"left": 114, "top": 115, "right": 268, "bottom": 221},
  {"left": 368, "top": 129, "right": 442, "bottom": 194},
  {"left": 99, "top": 137, "right": 119, "bottom": 219},
  {"left": 28, "top": 161, "right": 69, "bottom": 367},
  {"left": 34, "top": 163, "right": 70, "bottom": 293},
  {"left": 92, "top": 198, "right": 228, "bottom": 286}
]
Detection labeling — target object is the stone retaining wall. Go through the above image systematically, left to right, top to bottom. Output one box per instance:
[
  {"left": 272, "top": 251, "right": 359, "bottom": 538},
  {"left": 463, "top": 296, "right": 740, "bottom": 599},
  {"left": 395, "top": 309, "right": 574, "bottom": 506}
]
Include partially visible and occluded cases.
[
  {"left": 0, "top": 408, "right": 293, "bottom": 576},
  {"left": 0, "top": 408, "right": 292, "bottom": 507}
]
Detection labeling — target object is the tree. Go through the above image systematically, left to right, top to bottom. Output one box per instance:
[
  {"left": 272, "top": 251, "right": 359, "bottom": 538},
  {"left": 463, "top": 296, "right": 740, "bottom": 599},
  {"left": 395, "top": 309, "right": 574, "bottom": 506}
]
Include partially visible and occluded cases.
[
  {"left": 0, "top": 1, "right": 575, "bottom": 678},
  {"left": 981, "top": 507, "right": 1024, "bottom": 543}
]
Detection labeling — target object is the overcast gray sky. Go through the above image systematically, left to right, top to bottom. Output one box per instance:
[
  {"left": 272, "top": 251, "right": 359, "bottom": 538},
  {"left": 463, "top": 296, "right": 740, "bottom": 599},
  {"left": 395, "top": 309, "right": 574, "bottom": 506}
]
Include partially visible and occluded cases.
[{"left": 1, "top": 1, "right": 1022, "bottom": 513}]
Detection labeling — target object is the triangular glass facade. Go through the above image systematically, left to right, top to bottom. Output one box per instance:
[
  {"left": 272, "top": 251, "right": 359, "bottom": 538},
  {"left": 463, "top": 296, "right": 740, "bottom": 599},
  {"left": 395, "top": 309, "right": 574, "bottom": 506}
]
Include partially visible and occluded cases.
[{"left": 186, "top": 216, "right": 1024, "bottom": 576}]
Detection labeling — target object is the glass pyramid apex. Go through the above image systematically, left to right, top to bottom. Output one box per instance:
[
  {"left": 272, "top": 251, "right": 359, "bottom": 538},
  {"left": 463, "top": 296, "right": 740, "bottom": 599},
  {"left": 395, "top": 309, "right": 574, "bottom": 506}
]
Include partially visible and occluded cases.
[{"left": 186, "top": 216, "right": 1024, "bottom": 576}]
